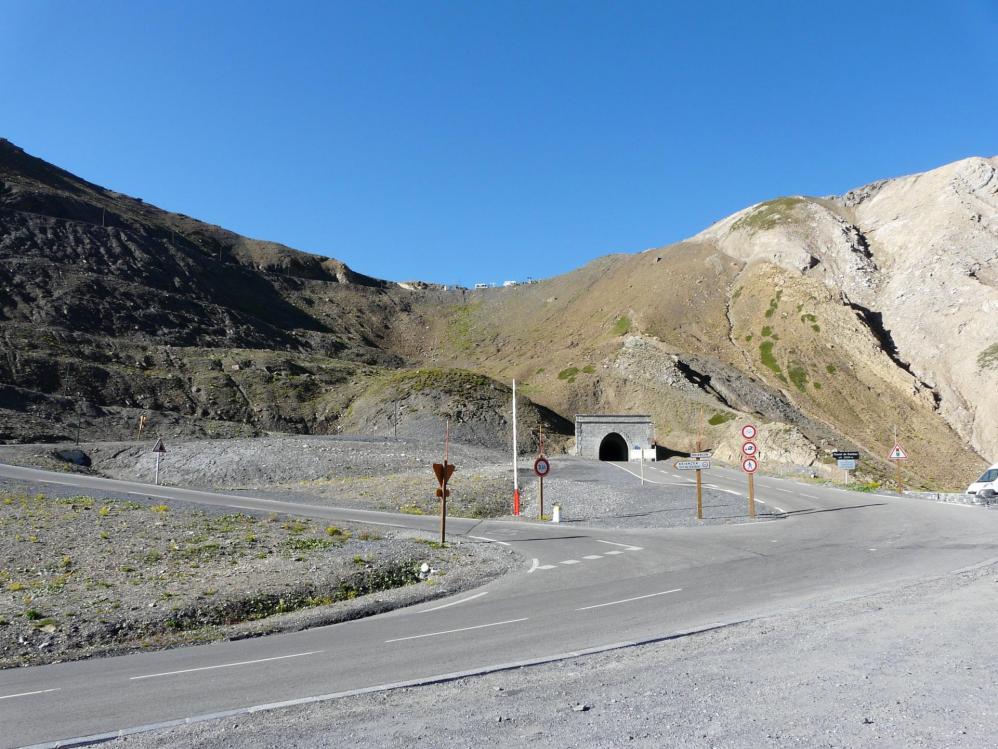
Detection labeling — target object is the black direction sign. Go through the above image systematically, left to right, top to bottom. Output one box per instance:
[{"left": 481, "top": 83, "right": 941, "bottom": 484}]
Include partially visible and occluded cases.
[{"left": 832, "top": 451, "right": 859, "bottom": 460}]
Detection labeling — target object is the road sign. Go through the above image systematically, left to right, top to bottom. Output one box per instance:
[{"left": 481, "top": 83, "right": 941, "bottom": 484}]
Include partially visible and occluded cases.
[
  {"left": 741, "top": 424, "right": 757, "bottom": 440},
  {"left": 152, "top": 438, "right": 166, "bottom": 453},
  {"left": 741, "top": 441, "right": 758, "bottom": 457},
  {"left": 888, "top": 443, "right": 908, "bottom": 461},
  {"left": 690, "top": 451, "right": 711, "bottom": 459},
  {"left": 832, "top": 451, "right": 860, "bottom": 460},
  {"left": 534, "top": 457, "right": 550, "bottom": 477},
  {"left": 742, "top": 457, "right": 758, "bottom": 473},
  {"left": 837, "top": 459, "right": 857, "bottom": 470},
  {"left": 675, "top": 460, "right": 711, "bottom": 470},
  {"left": 432, "top": 462, "right": 456, "bottom": 483},
  {"left": 435, "top": 487, "right": 450, "bottom": 498}
]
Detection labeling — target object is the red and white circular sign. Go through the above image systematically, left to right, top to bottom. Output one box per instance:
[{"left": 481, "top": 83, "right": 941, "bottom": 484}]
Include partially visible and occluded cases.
[
  {"left": 741, "top": 424, "right": 757, "bottom": 440},
  {"left": 741, "top": 441, "right": 758, "bottom": 457},
  {"left": 534, "top": 457, "right": 550, "bottom": 477},
  {"left": 742, "top": 457, "right": 759, "bottom": 474}
]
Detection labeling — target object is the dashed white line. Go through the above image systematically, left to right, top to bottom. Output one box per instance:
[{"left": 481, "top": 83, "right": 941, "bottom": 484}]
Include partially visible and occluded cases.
[
  {"left": 802, "top": 493, "right": 818, "bottom": 499},
  {"left": 469, "top": 535, "right": 512, "bottom": 546},
  {"left": 603, "top": 550, "right": 623, "bottom": 555},
  {"left": 582, "top": 555, "right": 603, "bottom": 560},
  {"left": 527, "top": 558, "right": 540, "bottom": 574},
  {"left": 560, "top": 559, "right": 580, "bottom": 565},
  {"left": 537, "top": 564, "right": 557, "bottom": 570},
  {"left": 577, "top": 588, "right": 682, "bottom": 611},
  {"left": 419, "top": 591, "right": 489, "bottom": 612},
  {"left": 386, "top": 618, "right": 528, "bottom": 643},
  {"left": 131, "top": 651, "right": 322, "bottom": 680},
  {"left": 0, "top": 687, "right": 61, "bottom": 701}
]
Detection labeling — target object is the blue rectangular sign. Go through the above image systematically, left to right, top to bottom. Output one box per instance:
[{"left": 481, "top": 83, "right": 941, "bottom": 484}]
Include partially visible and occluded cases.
[{"left": 837, "top": 459, "right": 857, "bottom": 470}]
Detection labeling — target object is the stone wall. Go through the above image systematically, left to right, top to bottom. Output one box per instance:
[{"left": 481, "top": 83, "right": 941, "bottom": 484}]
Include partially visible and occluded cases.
[{"left": 575, "top": 415, "right": 654, "bottom": 460}]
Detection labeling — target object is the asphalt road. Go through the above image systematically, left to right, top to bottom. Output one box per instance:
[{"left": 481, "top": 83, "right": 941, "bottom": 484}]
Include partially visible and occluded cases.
[{"left": 2, "top": 459, "right": 997, "bottom": 748}]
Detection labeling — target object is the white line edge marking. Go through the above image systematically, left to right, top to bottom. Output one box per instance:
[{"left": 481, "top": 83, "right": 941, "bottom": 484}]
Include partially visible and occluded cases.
[
  {"left": 606, "top": 461, "right": 669, "bottom": 484},
  {"left": 469, "top": 535, "right": 512, "bottom": 546},
  {"left": 596, "top": 539, "right": 641, "bottom": 550},
  {"left": 583, "top": 555, "right": 602, "bottom": 560},
  {"left": 527, "top": 558, "right": 540, "bottom": 574},
  {"left": 560, "top": 559, "right": 580, "bottom": 565},
  {"left": 537, "top": 564, "right": 557, "bottom": 569},
  {"left": 577, "top": 588, "right": 682, "bottom": 611},
  {"left": 420, "top": 591, "right": 489, "bottom": 612},
  {"left": 386, "top": 618, "right": 528, "bottom": 643},
  {"left": 130, "top": 651, "right": 322, "bottom": 680},
  {"left": 0, "top": 687, "right": 61, "bottom": 701}
]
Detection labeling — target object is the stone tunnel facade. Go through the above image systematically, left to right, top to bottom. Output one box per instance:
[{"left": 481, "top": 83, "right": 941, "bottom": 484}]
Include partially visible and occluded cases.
[{"left": 574, "top": 414, "right": 654, "bottom": 461}]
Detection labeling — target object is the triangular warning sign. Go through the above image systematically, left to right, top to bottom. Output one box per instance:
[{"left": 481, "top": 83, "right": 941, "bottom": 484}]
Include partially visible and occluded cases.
[
  {"left": 152, "top": 438, "right": 166, "bottom": 453},
  {"left": 889, "top": 443, "right": 907, "bottom": 460}
]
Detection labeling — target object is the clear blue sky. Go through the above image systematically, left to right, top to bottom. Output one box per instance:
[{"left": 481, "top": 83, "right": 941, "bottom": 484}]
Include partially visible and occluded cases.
[{"left": 3, "top": 1, "right": 997, "bottom": 286}]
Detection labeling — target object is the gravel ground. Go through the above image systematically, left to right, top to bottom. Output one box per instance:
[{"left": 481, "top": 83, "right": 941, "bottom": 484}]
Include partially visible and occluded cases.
[
  {"left": 0, "top": 438, "right": 769, "bottom": 528},
  {"left": 0, "top": 482, "right": 517, "bottom": 669},
  {"left": 110, "top": 560, "right": 998, "bottom": 749}
]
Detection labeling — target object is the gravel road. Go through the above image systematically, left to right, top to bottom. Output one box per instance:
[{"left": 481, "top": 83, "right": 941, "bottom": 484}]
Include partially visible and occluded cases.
[{"left": 111, "top": 560, "right": 998, "bottom": 748}]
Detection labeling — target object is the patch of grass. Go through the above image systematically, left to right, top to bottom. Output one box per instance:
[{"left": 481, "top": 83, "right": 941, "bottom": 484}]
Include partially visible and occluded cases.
[
  {"left": 732, "top": 197, "right": 805, "bottom": 233},
  {"left": 731, "top": 287, "right": 743, "bottom": 301},
  {"left": 764, "top": 290, "right": 783, "bottom": 319},
  {"left": 800, "top": 313, "right": 817, "bottom": 324},
  {"left": 611, "top": 316, "right": 632, "bottom": 336},
  {"left": 811, "top": 324, "right": 820, "bottom": 333},
  {"left": 761, "top": 326, "right": 773, "bottom": 337},
  {"left": 744, "top": 334, "right": 753, "bottom": 342},
  {"left": 759, "top": 340, "right": 783, "bottom": 379},
  {"left": 977, "top": 343, "right": 998, "bottom": 371},
  {"left": 826, "top": 363, "right": 837, "bottom": 374},
  {"left": 581, "top": 364, "right": 595, "bottom": 374},
  {"left": 788, "top": 365, "right": 809, "bottom": 392},
  {"left": 535, "top": 367, "right": 545, "bottom": 374},
  {"left": 557, "top": 367, "right": 579, "bottom": 381},
  {"left": 813, "top": 381, "right": 822, "bottom": 389},
  {"left": 708, "top": 412, "right": 735, "bottom": 426},
  {"left": 399, "top": 504, "right": 426, "bottom": 515},
  {"left": 150, "top": 505, "right": 169, "bottom": 513},
  {"left": 325, "top": 526, "right": 344, "bottom": 537},
  {"left": 356, "top": 531, "right": 381, "bottom": 541},
  {"left": 285, "top": 537, "right": 334, "bottom": 552},
  {"left": 414, "top": 538, "right": 446, "bottom": 549},
  {"left": 6, "top": 581, "right": 27, "bottom": 592},
  {"left": 24, "top": 609, "right": 45, "bottom": 621}
]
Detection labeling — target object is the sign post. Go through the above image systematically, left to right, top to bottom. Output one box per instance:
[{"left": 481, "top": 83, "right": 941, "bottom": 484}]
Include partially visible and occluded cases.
[
  {"left": 512, "top": 380, "right": 520, "bottom": 516},
  {"left": 432, "top": 421, "right": 455, "bottom": 545},
  {"left": 741, "top": 424, "right": 758, "bottom": 517},
  {"left": 534, "top": 428, "right": 551, "bottom": 519},
  {"left": 888, "top": 428, "right": 908, "bottom": 492},
  {"left": 152, "top": 438, "right": 166, "bottom": 486},
  {"left": 832, "top": 451, "right": 860, "bottom": 484}
]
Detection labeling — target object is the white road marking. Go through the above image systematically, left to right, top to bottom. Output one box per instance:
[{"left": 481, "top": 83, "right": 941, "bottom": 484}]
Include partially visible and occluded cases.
[
  {"left": 606, "top": 462, "right": 670, "bottom": 484},
  {"left": 775, "top": 488, "right": 794, "bottom": 494},
  {"left": 802, "top": 493, "right": 818, "bottom": 499},
  {"left": 469, "top": 535, "right": 512, "bottom": 546},
  {"left": 596, "top": 540, "right": 643, "bottom": 551},
  {"left": 869, "top": 548, "right": 878, "bottom": 551},
  {"left": 603, "top": 550, "right": 623, "bottom": 555},
  {"left": 583, "top": 555, "right": 603, "bottom": 560},
  {"left": 527, "top": 558, "right": 540, "bottom": 574},
  {"left": 560, "top": 559, "right": 580, "bottom": 565},
  {"left": 537, "top": 564, "right": 557, "bottom": 570},
  {"left": 577, "top": 588, "right": 682, "bottom": 611},
  {"left": 419, "top": 591, "right": 489, "bottom": 612},
  {"left": 386, "top": 618, "right": 528, "bottom": 643},
  {"left": 131, "top": 651, "right": 322, "bottom": 680},
  {"left": 0, "top": 687, "right": 61, "bottom": 701}
]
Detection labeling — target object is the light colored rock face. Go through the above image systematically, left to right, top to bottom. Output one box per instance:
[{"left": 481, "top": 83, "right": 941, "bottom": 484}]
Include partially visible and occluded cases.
[{"left": 693, "top": 156, "right": 998, "bottom": 463}]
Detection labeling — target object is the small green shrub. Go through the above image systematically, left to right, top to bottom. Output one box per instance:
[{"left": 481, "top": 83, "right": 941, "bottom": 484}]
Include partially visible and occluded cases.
[
  {"left": 611, "top": 316, "right": 632, "bottom": 336},
  {"left": 761, "top": 326, "right": 773, "bottom": 337},
  {"left": 759, "top": 341, "right": 782, "bottom": 376},
  {"left": 826, "top": 364, "right": 836, "bottom": 374},
  {"left": 582, "top": 365, "right": 595, "bottom": 374},
  {"left": 788, "top": 365, "right": 808, "bottom": 392},
  {"left": 558, "top": 367, "right": 579, "bottom": 381},
  {"left": 708, "top": 412, "right": 735, "bottom": 426},
  {"left": 24, "top": 609, "right": 44, "bottom": 621}
]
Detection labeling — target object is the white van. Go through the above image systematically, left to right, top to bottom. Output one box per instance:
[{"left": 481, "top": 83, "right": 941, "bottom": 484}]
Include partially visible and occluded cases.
[{"left": 966, "top": 462, "right": 998, "bottom": 495}]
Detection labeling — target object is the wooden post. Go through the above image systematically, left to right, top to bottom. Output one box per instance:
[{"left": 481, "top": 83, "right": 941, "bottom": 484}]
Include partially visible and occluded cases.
[{"left": 748, "top": 473, "right": 756, "bottom": 517}]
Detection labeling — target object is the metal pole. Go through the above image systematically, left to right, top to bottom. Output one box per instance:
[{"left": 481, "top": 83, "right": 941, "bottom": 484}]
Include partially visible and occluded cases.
[
  {"left": 512, "top": 379, "right": 519, "bottom": 515},
  {"left": 394, "top": 400, "right": 398, "bottom": 440},
  {"left": 640, "top": 448, "right": 645, "bottom": 485},
  {"left": 155, "top": 452, "right": 161, "bottom": 486},
  {"left": 696, "top": 469, "right": 703, "bottom": 519},
  {"left": 748, "top": 473, "right": 756, "bottom": 517},
  {"left": 539, "top": 476, "right": 544, "bottom": 519}
]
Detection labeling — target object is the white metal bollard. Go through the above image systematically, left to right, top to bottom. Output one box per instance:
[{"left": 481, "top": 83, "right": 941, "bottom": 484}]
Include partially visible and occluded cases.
[{"left": 552, "top": 502, "right": 560, "bottom": 523}]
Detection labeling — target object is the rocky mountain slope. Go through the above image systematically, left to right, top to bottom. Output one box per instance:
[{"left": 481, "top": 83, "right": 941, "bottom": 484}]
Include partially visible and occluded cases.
[{"left": 1, "top": 138, "right": 995, "bottom": 488}]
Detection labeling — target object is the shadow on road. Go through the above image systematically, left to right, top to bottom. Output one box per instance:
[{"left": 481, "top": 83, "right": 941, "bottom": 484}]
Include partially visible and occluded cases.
[{"left": 781, "top": 502, "right": 887, "bottom": 516}]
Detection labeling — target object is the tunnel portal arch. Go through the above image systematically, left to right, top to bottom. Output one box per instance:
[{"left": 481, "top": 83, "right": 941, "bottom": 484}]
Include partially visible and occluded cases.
[
  {"left": 574, "top": 414, "right": 654, "bottom": 461},
  {"left": 598, "top": 432, "right": 629, "bottom": 461}
]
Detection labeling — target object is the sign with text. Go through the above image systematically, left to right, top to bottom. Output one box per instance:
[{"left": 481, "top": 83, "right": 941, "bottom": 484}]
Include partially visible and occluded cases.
[
  {"left": 832, "top": 451, "right": 860, "bottom": 460},
  {"left": 837, "top": 459, "right": 857, "bottom": 470},
  {"left": 676, "top": 460, "right": 710, "bottom": 471}
]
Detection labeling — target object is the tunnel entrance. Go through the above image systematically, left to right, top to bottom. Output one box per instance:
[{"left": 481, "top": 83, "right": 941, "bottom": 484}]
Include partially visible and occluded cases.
[{"left": 598, "top": 432, "right": 629, "bottom": 461}]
